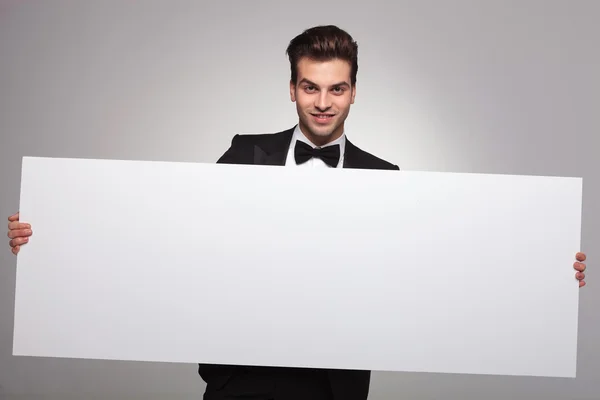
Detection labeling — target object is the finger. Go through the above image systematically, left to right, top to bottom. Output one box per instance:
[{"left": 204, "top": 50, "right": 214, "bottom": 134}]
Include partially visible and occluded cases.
[
  {"left": 7, "top": 212, "right": 20, "bottom": 222},
  {"left": 8, "top": 221, "right": 30, "bottom": 230},
  {"left": 7, "top": 228, "right": 33, "bottom": 240},
  {"left": 9, "top": 237, "right": 29, "bottom": 247},
  {"left": 11, "top": 245, "right": 20, "bottom": 255},
  {"left": 576, "top": 252, "right": 586, "bottom": 262},
  {"left": 574, "top": 262, "right": 586, "bottom": 272},
  {"left": 576, "top": 272, "right": 585, "bottom": 280},
  {"left": 579, "top": 280, "right": 586, "bottom": 288}
]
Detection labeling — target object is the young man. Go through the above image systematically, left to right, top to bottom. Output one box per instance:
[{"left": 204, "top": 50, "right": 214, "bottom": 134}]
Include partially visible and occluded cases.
[{"left": 6, "top": 25, "right": 588, "bottom": 400}]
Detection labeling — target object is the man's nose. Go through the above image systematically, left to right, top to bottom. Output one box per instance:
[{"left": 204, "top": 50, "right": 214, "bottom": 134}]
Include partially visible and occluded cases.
[{"left": 314, "top": 92, "right": 331, "bottom": 110}]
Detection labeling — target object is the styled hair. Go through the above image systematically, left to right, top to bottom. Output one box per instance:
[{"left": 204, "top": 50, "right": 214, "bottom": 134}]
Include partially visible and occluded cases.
[{"left": 286, "top": 25, "right": 358, "bottom": 86}]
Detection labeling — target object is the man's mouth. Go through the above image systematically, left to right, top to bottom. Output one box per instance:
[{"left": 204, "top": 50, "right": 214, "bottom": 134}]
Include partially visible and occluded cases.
[{"left": 311, "top": 113, "right": 335, "bottom": 119}]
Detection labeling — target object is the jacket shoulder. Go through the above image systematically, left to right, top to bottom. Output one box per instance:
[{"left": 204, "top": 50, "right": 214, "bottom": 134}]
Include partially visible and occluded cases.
[
  {"left": 235, "top": 125, "right": 295, "bottom": 142},
  {"left": 216, "top": 128, "right": 294, "bottom": 164},
  {"left": 346, "top": 141, "right": 399, "bottom": 170},
  {"left": 359, "top": 150, "right": 399, "bottom": 170}
]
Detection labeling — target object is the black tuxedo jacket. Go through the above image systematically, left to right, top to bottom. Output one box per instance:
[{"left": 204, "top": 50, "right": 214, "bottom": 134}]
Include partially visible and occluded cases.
[
  {"left": 198, "top": 126, "right": 399, "bottom": 400},
  {"left": 216, "top": 126, "right": 399, "bottom": 170}
]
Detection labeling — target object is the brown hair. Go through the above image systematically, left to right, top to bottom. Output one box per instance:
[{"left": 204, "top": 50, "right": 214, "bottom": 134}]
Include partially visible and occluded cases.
[{"left": 286, "top": 25, "right": 358, "bottom": 86}]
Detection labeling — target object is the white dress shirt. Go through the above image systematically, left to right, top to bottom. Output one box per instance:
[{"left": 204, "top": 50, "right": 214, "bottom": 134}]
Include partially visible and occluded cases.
[{"left": 285, "top": 125, "right": 346, "bottom": 168}]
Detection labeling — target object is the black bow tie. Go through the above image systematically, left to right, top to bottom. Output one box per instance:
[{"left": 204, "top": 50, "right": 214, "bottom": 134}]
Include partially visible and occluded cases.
[{"left": 294, "top": 141, "right": 340, "bottom": 168}]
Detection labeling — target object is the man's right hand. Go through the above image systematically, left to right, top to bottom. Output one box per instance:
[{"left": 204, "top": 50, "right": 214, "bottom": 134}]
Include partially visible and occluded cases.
[{"left": 7, "top": 212, "right": 32, "bottom": 255}]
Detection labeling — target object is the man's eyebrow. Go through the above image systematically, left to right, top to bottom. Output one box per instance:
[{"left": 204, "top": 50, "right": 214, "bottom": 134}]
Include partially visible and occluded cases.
[{"left": 298, "top": 78, "right": 350, "bottom": 88}]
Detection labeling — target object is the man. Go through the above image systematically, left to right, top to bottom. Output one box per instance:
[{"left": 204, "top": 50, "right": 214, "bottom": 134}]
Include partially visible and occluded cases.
[{"left": 6, "top": 25, "right": 588, "bottom": 400}]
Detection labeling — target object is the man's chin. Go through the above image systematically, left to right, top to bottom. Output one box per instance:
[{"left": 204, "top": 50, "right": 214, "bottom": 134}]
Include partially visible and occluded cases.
[{"left": 307, "top": 124, "right": 337, "bottom": 138}]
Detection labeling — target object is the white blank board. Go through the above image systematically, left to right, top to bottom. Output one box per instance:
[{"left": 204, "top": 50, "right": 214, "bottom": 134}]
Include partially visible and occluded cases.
[{"left": 13, "top": 156, "right": 582, "bottom": 378}]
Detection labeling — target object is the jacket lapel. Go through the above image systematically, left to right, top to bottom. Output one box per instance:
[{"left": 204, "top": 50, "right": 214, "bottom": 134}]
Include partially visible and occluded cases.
[
  {"left": 253, "top": 127, "right": 295, "bottom": 166},
  {"left": 342, "top": 138, "right": 361, "bottom": 169}
]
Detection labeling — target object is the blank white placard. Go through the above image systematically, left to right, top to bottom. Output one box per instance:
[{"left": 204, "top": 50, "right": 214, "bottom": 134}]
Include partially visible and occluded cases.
[{"left": 13, "top": 156, "right": 582, "bottom": 378}]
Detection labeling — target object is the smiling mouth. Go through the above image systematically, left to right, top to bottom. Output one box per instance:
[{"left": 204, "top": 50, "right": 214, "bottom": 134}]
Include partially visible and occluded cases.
[{"left": 311, "top": 113, "right": 335, "bottom": 119}]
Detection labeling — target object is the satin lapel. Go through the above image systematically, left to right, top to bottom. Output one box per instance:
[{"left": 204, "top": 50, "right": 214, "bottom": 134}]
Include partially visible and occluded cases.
[
  {"left": 253, "top": 127, "right": 294, "bottom": 166},
  {"left": 342, "top": 138, "right": 361, "bottom": 169}
]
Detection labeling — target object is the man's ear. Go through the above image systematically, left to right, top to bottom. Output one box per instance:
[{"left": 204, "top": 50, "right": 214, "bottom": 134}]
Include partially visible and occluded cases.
[
  {"left": 290, "top": 80, "right": 296, "bottom": 102},
  {"left": 351, "top": 84, "right": 356, "bottom": 104}
]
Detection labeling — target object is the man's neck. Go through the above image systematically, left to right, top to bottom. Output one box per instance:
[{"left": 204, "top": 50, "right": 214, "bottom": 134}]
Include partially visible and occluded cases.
[{"left": 298, "top": 122, "right": 344, "bottom": 147}]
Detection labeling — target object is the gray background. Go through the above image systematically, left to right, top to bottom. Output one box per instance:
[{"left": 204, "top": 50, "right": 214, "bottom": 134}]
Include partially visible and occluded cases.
[{"left": 0, "top": 0, "right": 598, "bottom": 399}]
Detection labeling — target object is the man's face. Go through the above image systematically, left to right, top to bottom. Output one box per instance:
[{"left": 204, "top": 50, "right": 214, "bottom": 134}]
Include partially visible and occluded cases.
[{"left": 290, "top": 57, "right": 356, "bottom": 146}]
